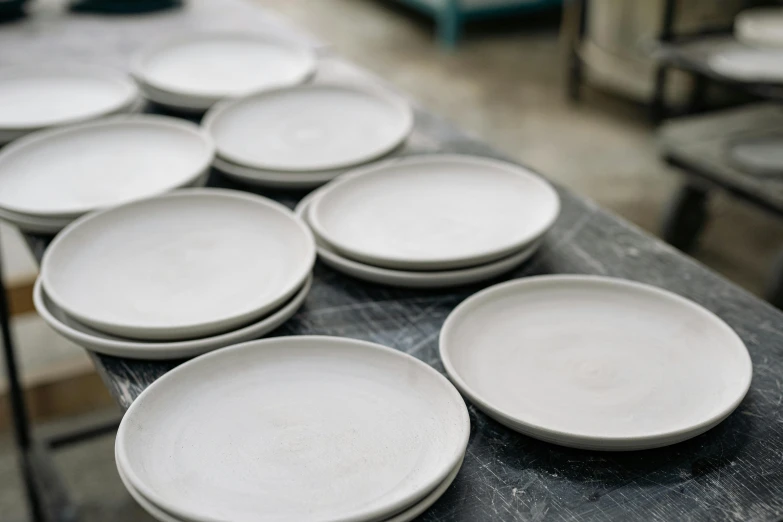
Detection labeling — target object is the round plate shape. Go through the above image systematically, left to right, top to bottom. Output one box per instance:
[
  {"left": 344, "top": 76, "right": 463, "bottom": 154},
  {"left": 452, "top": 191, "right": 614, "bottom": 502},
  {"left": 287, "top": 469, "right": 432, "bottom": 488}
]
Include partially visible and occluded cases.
[
  {"left": 735, "top": 8, "right": 783, "bottom": 48},
  {"left": 131, "top": 33, "right": 316, "bottom": 108},
  {"left": 708, "top": 48, "right": 783, "bottom": 82},
  {"left": 0, "top": 65, "right": 137, "bottom": 131},
  {"left": 203, "top": 84, "right": 413, "bottom": 171},
  {"left": 0, "top": 115, "right": 214, "bottom": 218},
  {"left": 727, "top": 134, "right": 783, "bottom": 177},
  {"left": 213, "top": 155, "right": 343, "bottom": 189},
  {"left": 309, "top": 155, "right": 559, "bottom": 270},
  {"left": 0, "top": 170, "right": 208, "bottom": 234},
  {"left": 296, "top": 185, "right": 540, "bottom": 288},
  {"left": 41, "top": 189, "right": 315, "bottom": 341},
  {"left": 33, "top": 275, "right": 311, "bottom": 360},
  {"left": 440, "top": 275, "right": 753, "bottom": 451},
  {"left": 116, "top": 336, "right": 470, "bottom": 522},
  {"left": 116, "top": 451, "right": 463, "bottom": 522}
]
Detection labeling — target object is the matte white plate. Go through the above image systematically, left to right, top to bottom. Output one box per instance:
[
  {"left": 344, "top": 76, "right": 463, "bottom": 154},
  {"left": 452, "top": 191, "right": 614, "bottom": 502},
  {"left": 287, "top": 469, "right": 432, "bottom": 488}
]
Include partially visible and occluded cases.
[
  {"left": 735, "top": 8, "right": 783, "bottom": 48},
  {"left": 132, "top": 33, "right": 316, "bottom": 110},
  {"left": 708, "top": 48, "right": 783, "bottom": 82},
  {"left": 0, "top": 65, "right": 138, "bottom": 133},
  {"left": 203, "top": 84, "right": 413, "bottom": 171},
  {"left": 0, "top": 115, "right": 214, "bottom": 218},
  {"left": 727, "top": 135, "right": 783, "bottom": 176},
  {"left": 310, "top": 155, "right": 559, "bottom": 270},
  {"left": 213, "top": 156, "right": 344, "bottom": 189},
  {"left": 0, "top": 171, "right": 209, "bottom": 234},
  {"left": 296, "top": 185, "right": 540, "bottom": 288},
  {"left": 41, "top": 189, "right": 315, "bottom": 340},
  {"left": 34, "top": 275, "right": 311, "bottom": 360},
  {"left": 440, "top": 275, "right": 753, "bottom": 451},
  {"left": 116, "top": 336, "right": 470, "bottom": 522},
  {"left": 117, "top": 448, "right": 463, "bottom": 522}
]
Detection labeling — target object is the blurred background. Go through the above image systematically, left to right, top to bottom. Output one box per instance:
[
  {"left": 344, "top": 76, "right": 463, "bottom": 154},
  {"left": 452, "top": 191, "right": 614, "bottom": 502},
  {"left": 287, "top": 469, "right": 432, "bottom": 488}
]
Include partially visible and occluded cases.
[{"left": 2, "top": 0, "right": 783, "bottom": 520}]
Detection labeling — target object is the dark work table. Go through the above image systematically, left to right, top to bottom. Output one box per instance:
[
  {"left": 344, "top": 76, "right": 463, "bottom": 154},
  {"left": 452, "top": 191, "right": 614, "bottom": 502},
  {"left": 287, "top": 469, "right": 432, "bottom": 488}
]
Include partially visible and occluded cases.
[{"left": 8, "top": 2, "right": 783, "bottom": 521}]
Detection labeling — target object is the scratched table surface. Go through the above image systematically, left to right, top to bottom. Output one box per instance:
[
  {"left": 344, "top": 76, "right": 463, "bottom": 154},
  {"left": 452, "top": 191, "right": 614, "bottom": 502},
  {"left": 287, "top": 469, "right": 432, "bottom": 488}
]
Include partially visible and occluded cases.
[{"left": 8, "top": 2, "right": 783, "bottom": 521}]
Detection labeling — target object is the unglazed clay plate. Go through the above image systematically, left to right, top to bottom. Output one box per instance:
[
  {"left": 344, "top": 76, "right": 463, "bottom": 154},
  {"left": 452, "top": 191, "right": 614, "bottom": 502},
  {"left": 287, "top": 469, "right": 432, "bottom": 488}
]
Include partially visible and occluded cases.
[
  {"left": 735, "top": 8, "right": 783, "bottom": 48},
  {"left": 132, "top": 33, "right": 316, "bottom": 109},
  {"left": 708, "top": 48, "right": 783, "bottom": 82},
  {"left": 0, "top": 65, "right": 138, "bottom": 137},
  {"left": 203, "top": 84, "right": 413, "bottom": 171},
  {"left": 0, "top": 115, "right": 214, "bottom": 218},
  {"left": 727, "top": 134, "right": 783, "bottom": 176},
  {"left": 309, "top": 155, "right": 559, "bottom": 270},
  {"left": 0, "top": 171, "right": 209, "bottom": 234},
  {"left": 296, "top": 183, "right": 540, "bottom": 288},
  {"left": 41, "top": 189, "right": 315, "bottom": 340},
  {"left": 34, "top": 275, "right": 311, "bottom": 360},
  {"left": 440, "top": 275, "right": 752, "bottom": 450},
  {"left": 116, "top": 336, "right": 470, "bottom": 522},
  {"left": 116, "top": 450, "right": 463, "bottom": 522}
]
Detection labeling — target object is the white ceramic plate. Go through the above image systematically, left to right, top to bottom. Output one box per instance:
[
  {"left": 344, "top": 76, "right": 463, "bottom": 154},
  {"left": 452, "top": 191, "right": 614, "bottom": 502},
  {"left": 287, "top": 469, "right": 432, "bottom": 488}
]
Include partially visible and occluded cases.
[
  {"left": 735, "top": 8, "right": 783, "bottom": 48},
  {"left": 131, "top": 33, "right": 316, "bottom": 110},
  {"left": 708, "top": 48, "right": 783, "bottom": 82},
  {"left": 0, "top": 65, "right": 138, "bottom": 134},
  {"left": 203, "top": 84, "right": 413, "bottom": 171},
  {"left": 0, "top": 92, "right": 145, "bottom": 145},
  {"left": 0, "top": 115, "right": 214, "bottom": 218},
  {"left": 727, "top": 135, "right": 783, "bottom": 176},
  {"left": 213, "top": 155, "right": 344, "bottom": 189},
  {"left": 309, "top": 155, "right": 559, "bottom": 270},
  {"left": 0, "top": 171, "right": 209, "bottom": 234},
  {"left": 297, "top": 185, "right": 540, "bottom": 288},
  {"left": 41, "top": 189, "right": 315, "bottom": 340},
  {"left": 34, "top": 275, "right": 311, "bottom": 360},
  {"left": 440, "top": 275, "right": 753, "bottom": 451},
  {"left": 116, "top": 336, "right": 470, "bottom": 522},
  {"left": 116, "top": 450, "right": 463, "bottom": 522}
]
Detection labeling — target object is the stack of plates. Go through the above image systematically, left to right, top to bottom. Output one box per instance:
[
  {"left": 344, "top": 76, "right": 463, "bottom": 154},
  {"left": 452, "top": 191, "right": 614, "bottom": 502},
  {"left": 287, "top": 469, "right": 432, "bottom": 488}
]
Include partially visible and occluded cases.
[
  {"left": 735, "top": 8, "right": 783, "bottom": 48},
  {"left": 131, "top": 33, "right": 316, "bottom": 113},
  {"left": 0, "top": 65, "right": 141, "bottom": 145},
  {"left": 203, "top": 84, "right": 414, "bottom": 189},
  {"left": 0, "top": 115, "right": 213, "bottom": 234},
  {"left": 298, "top": 154, "right": 559, "bottom": 288},
  {"left": 35, "top": 189, "right": 316, "bottom": 359},
  {"left": 440, "top": 275, "right": 753, "bottom": 450},
  {"left": 115, "top": 336, "right": 470, "bottom": 521}
]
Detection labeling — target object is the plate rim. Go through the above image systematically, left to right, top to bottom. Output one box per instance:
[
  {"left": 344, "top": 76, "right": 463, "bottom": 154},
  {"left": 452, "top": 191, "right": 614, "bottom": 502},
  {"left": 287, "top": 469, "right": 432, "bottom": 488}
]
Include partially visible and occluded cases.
[
  {"left": 130, "top": 31, "right": 317, "bottom": 103},
  {"left": 0, "top": 63, "right": 139, "bottom": 131},
  {"left": 202, "top": 83, "right": 414, "bottom": 172},
  {"left": 0, "top": 114, "right": 215, "bottom": 218},
  {"left": 308, "top": 154, "right": 560, "bottom": 270},
  {"left": 40, "top": 188, "right": 316, "bottom": 340},
  {"left": 33, "top": 274, "right": 312, "bottom": 360},
  {"left": 439, "top": 274, "right": 753, "bottom": 450},
  {"left": 116, "top": 335, "right": 471, "bottom": 522},
  {"left": 115, "top": 442, "right": 466, "bottom": 522}
]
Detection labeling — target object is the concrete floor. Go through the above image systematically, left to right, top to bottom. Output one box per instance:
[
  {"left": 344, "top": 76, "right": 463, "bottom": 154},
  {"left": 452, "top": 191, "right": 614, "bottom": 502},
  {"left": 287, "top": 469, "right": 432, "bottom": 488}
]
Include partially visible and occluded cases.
[{"left": 4, "top": 1, "right": 783, "bottom": 521}]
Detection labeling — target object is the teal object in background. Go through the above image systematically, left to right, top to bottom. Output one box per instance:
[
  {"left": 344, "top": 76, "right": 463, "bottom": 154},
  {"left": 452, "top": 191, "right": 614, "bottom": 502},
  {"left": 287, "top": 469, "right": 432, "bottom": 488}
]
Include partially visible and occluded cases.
[{"left": 398, "top": 0, "right": 563, "bottom": 49}]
